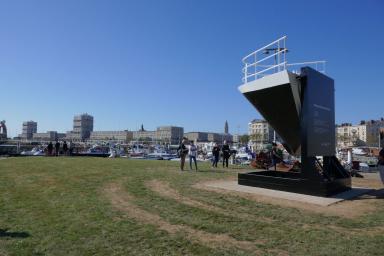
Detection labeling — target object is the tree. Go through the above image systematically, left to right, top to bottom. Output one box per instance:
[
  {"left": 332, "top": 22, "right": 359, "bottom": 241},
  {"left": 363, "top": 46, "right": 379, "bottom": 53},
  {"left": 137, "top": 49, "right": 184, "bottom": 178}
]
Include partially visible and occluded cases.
[{"left": 239, "top": 135, "right": 249, "bottom": 144}]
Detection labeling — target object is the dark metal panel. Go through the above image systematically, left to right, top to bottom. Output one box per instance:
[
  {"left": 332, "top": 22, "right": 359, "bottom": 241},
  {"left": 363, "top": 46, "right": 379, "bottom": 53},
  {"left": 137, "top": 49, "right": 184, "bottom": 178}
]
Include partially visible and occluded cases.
[{"left": 300, "top": 67, "right": 335, "bottom": 157}]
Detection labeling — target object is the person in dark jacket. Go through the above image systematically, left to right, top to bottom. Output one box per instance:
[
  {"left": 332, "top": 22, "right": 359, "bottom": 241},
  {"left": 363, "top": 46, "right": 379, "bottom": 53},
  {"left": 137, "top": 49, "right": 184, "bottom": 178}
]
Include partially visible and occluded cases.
[
  {"left": 177, "top": 138, "right": 189, "bottom": 171},
  {"left": 222, "top": 140, "right": 231, "bottom": 168},
  {"left": 55, "top": 141, "right": 60, "bottom": 156},
  {"left": 63, "top": 141, "right": 68, "bottom": 156},
  {"left": 47, "top": 142, "right": 53, "bottom": 156},
  {"left": 69, "top": 142, "right": 74, "bottom": 156},
  {"left": 212, "top": 143, "right": 220, "bottom": 168},
  {"left": 379, "top": 147, "right": 384, "bottom": 185}
]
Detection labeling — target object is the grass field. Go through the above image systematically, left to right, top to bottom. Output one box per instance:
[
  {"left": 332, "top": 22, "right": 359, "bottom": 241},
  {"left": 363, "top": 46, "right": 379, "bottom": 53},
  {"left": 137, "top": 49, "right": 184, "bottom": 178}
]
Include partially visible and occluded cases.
[{"left": 0, "top": 157, "right": 383, "bottom": 256}]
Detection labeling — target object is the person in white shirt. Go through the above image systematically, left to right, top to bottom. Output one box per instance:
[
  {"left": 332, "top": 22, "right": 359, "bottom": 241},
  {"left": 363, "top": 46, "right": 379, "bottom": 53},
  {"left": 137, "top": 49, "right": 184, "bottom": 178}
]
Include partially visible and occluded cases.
[{"left": 188, "top": 141, "right": 198, "bottom": 171}]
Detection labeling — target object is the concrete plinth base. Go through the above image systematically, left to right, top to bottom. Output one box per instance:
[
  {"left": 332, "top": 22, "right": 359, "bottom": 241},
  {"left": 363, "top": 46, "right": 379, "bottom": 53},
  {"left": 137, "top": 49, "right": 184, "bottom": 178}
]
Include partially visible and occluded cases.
[{"left": 205, "top": 180, "right": 372, "bottom": 206}]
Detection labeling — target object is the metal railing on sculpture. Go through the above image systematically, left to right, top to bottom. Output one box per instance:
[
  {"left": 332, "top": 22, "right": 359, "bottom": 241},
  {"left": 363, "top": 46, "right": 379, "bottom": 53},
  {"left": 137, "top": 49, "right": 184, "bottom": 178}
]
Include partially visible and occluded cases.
[{"left": 242, "top": 36, "right": 326, "bottom": 83}]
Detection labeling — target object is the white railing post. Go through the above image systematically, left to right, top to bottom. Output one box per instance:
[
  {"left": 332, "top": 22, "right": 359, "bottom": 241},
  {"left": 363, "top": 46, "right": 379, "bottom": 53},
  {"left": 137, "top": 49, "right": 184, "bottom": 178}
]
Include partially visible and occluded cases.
[
  {"left": 241, "top": 36, "right": 288, "bottom": 81},
  {"left": 283, "top": 38, "right": 287, "bottom": 70},
  {"left": 277, "top": 40, "right": 280, "bottom": 72},
  {"left": 254, "top": 54, "right": 257, "bottom": 79},
  {"left": 244, "top": 63, "right": 248, "bottom": 83}
]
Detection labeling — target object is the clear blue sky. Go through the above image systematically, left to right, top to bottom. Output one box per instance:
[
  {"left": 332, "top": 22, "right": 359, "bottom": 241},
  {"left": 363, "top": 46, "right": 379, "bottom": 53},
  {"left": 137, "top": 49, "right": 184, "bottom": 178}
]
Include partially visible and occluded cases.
[{"left": 1, "top": 0, "right": 383, "bottom": 137}]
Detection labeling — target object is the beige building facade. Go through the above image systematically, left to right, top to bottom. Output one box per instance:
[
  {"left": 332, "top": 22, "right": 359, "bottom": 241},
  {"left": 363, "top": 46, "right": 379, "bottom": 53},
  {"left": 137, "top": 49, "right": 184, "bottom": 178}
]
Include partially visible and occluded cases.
[
  {"left": 248, "top": 119, "right": 274, "bottom": 150},
  {"left": 336, "top": 119, "right": 384, "bottom": 147},
  {"left": 155, "top": 126, "right": 184, "bottom": 144},
  {"left": 89, "top": 130, "right": 133, "bottom": 143},
  {"left": 132, "top": 130, "right": 156, "bottom": 142},
  {"left": 184, "top": 132, "right": 232, "bottom": 143}
]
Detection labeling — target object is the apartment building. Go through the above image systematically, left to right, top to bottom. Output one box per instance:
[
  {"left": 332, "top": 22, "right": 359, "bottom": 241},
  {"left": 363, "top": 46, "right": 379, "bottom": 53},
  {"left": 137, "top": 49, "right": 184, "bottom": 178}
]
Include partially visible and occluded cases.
[
  {"left": 67, "top": 113, "right": 94, "bottom": 141},
  {"left": 336, "top": 118, "right": 384, "bottom": 147},
  {"left": 19, "top": 121, "right": 37, "bottom": 140}
]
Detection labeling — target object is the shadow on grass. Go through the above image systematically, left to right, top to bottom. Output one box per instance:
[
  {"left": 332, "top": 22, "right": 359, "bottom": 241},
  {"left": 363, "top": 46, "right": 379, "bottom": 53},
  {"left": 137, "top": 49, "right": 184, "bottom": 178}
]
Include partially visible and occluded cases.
[
  {"left": 370, "top": 188, "right": 384, "bottom": 199},
  {"left": 350, "top": 189, "right": 384, "bottom": 200},
  {"left": 0, "top": 229, "right": 30, "bottom": 238}
]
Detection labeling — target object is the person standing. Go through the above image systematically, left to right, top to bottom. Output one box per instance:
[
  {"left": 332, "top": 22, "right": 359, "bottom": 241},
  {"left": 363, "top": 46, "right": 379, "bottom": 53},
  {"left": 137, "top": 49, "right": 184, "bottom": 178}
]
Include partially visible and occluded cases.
[
  {"left": 177, "top": 138, "right": 189, "bottom": 171},
  {"left": 222, "top": 140, "right": 231, "bottom": 168},
  {"left": 55, "top": 141, "right": 60, "bottom": 156},
  {"left": 63, "top": 141, "right": 68, "bottom": 156},
  {"left": 188, "top": 141, "right": 198, "bottom": 170},
  {"left": 47, "top": 142, "right": 53, "bottom": 156},
  {"left": 69, "top": 142, "right": 74, "bottom": 156},
  {"left": 212, "top": 143, "right": 220, "bottom": 168},
  {"left": 271, "top": 143, "right": 282, "bottom": 171},
  {"left": 378, "top": 147, "right": 384, "bottom": 185},
  {"left": 231, "top": 149, "right": 237, "bottom": 165}
]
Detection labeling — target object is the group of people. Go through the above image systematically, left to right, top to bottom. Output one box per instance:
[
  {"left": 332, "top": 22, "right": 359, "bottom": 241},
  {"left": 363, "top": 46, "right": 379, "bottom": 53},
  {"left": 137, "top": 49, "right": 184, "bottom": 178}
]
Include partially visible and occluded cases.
[
  {"left": 40, "top": 137, "right": 384, "bottom": 187},
  {"left": 177, "top": 138, "right": 232, "bottom": 171},
  {"left": 177, "top": 138, "right": 198, "bottom": 171},
  {"left": 211, "top": 140, "right": 231, "bottom": 168},
  {"left": 46, "top": 141, "right": 69, "bottom": 156}
]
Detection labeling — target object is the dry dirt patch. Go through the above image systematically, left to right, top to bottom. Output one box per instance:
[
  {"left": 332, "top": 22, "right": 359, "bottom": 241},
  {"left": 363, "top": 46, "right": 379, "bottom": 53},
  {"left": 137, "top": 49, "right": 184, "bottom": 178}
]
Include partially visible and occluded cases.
[
  {"left": 352, "top": 173, "right": 383, "bottom": 189},
  {"left": 146, "top": 179, "right": 275, "bottom": 223},
  {"left": 146, "top": 180, "right": 219, "bottom": 211},
  {"left": 103, "top": 182, "right": 266, "bottom": 253}
]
